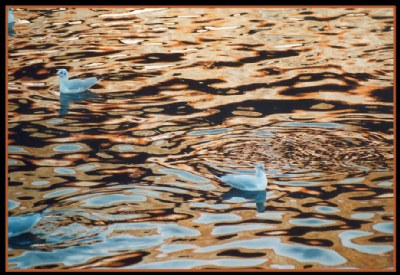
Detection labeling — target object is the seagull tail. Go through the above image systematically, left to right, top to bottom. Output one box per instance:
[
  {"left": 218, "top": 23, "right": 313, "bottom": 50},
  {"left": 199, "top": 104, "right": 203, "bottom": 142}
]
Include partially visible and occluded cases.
[
  {"left": 208, "top": 166, "right": 225, "bottom": 180},
  {"left": 41, "top": 206, "right": 52, "bottom": 215}
]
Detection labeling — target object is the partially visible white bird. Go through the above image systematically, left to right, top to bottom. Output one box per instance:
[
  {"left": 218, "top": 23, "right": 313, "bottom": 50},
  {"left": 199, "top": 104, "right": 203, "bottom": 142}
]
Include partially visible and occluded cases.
[
  {"left": 8, "top": 8, "right": 14, "bottom": 24},
  {"left": 56, "top": 69, "right": 101, "bottom": 94},
  {"left": 215, "top": 164, "right": 268, "bottom": 191},
  {"left": 8, "top": 213, "right": 41, "bottom": 238}
]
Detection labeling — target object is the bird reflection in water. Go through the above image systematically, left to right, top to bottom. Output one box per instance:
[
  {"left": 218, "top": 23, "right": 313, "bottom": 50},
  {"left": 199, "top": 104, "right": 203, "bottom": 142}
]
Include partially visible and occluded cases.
[
  {"left": 8, "top": 22, "right": 14, "bottom": 36},
  {"left": 59, "top": 90, "right": 99, "bottom": 115},
  {"left": 222, "top": 188, "right": 267, "bottom": 213},
  {"left": 8, "top": 233, "right": 45, "bottom": 250}
]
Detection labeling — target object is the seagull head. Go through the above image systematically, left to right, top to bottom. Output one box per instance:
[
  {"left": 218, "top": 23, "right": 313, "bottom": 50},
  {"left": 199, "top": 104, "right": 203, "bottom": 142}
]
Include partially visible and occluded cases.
[
  {"left": 9, "top": 8, "right": 14, "bottom": 14},
  {"left": 56, "top": 69, "right": 68, "bottom": 78},
  {"left": 253, "top": 163, "right": 265, "bottom": 171}
]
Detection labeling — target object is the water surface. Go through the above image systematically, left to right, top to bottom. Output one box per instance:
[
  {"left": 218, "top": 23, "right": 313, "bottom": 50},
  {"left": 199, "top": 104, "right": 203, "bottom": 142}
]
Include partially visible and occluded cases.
[{"left": 7, "top": 7, "right": 394, "bottom": 270}]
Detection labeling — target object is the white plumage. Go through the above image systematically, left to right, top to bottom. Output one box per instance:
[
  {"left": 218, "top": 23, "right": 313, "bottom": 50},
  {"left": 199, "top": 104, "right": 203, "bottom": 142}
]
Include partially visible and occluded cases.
[
  {"left": 8, "top": 8, "right": 14, "bottom": 24},
  {"left": 57, "top": 69, "right": 101, "bottom": 94},
  {"left": 216, "top": 164, "right": 268, "bottom": 191},
  {"left": 8, "top": 213, "right": 41, "bottom": 238}
]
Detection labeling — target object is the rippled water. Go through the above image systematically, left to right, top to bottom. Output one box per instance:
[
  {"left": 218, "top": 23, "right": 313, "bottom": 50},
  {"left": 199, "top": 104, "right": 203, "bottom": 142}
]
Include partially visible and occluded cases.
[{"left": 7, "top": 7, "right": 394, "bottom": 270}]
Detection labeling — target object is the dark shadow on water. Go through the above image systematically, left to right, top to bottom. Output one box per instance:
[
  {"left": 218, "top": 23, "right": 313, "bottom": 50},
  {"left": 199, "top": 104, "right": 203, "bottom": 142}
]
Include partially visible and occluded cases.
[
  {"left": 8, "top": 23, "right": 14, "bottom": 36},
  {"left": 59, "top": 90, "right": 99, "bottom": 115},
  {"left": 222, "top": 188, "right": 267, "bottom": 213},
  {"left": 8, "top": 232, "right": 45, "bottom": 250}
]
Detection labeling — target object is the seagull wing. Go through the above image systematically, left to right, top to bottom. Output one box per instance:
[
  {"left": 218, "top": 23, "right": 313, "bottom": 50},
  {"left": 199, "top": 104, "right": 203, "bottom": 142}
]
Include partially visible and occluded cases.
[
  {"left": 8, "top": 12, "right": 14, "bottom": 23},
  {"left": 65, "top": 77, "right": 99, "bottom": 93},
  {"left": 220, "top": 174, "right": 262, "bottom": 191},
  {"left": 8, "top": 213, "right": 41, "bottom": 238}
]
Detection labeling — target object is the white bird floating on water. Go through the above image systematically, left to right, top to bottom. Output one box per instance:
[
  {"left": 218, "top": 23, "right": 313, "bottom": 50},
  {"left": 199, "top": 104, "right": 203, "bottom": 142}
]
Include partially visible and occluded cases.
[
  {"left": 8, "top": 8, "right": 14, "bottom": 24},
  {"left": 56, "top": 69, "right": 101, "bottom": 94},
  {"left": 215, "top": 164, "right": 268, "bottom": 191},
  {"left": 8, "top": 213, "right": 42, "bottom": 238}
]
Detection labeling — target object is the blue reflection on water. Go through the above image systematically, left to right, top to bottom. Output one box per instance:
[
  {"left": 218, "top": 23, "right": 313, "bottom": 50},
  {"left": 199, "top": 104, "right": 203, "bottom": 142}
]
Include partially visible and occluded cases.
[
  {"left": 59, "top": 90, "right": 99, "bottom": 115},
  {"left": 46, "top": 118, "right": 64, "bottom": 124},
  {"left": 278, "top": 121, "right": 349, "bottom": 129},
  {"left": 188, "top": 127, "right": 231, "bottom": 136},
  {"left": 53, "top": 144, "right": 83, "bottom": 152},
  {"left": 117, "top": 145, "right": 135, "bottom": 151},
  {"left": 8, "top": 146, "right": 26, "bottom": 153},
  {"left": 8, "top": 158, "right": 18, "bottom": 165},
  {"left": 77, "top": 164, "right": 98, "bottom": 171},
  {"left": 54, "top": 167, "right": 76, "bottom": 175},
  {"left": 338, "top": 177, "right": 365, "bottom": 184},
  {"left": 32, "top": 180, "right": 50, "bottom": 186},
  {"left": 274, "top": 180, "right": 321, "bottom": 187},
  {"left": 377, "top": 181, "right": 392, "bottom": 187},
  {"left": 43, "top": 188, "right": 80, "bottom": 199},
  {"left": 222, "top": 188, "right": 267, "bottom": 212},
  {"left": 82, "top": 194, "right": 147, "bottom": 207},
  {"left": 8, "top": 200, "right": 20, "bottom": 210},
  {"left": 189, "top": 202, "right": 230, "bottom": 209},
  {"left": 315, "top": 206, "right": 340, "bottom": 213},
  {"left": 256, "top": 212, "right": 284, "bottom": 220},
  {"left": 193, "top": 213, "right": 241, "bottom": 224},
  {"left": 350, "top": 213, "right": 374, "bottom": 219},
  {"left": 289, "top": 218, "right": 336, "bottom": 227},
  {"left": 9, "top": 220, "right": 201, "bottom": 269},
  {"left": 373, "top": 222, "right": 393, "bottom": 234},
  {"left": 212, "top": 223, "right": 273, "bottom": 235},
  {"left": 338, "top": 230, "right": 393, "bottom": 254},
  {"left": 9, "top": 234, "right": 164, "bottom": 269},
  {"left": 195, "top": 237, "right": 346, "bottom": 266},
  {"left": 130, "top": 258, "right": 267, "bottom": 269},
  {"left": 270, "top": 264, "right": 295, "bottom": 269}
]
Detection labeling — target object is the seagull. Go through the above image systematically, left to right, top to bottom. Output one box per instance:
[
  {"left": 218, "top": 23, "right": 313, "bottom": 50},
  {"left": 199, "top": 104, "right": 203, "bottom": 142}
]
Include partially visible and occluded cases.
[
  {"left": 8, "top": 8, "right": 14, "bottom": 24},
  {"left": 8, "top": 8, "right": 15, "bottom": 36},
  {"left": 56, "top": 69, "right": 101, "bottom": 94},
  {"left": 215, "top": 164, "right": 268, "bottom": 191},
  {"left": 8, "top": 213, "right": 42, "bottom": 238}
]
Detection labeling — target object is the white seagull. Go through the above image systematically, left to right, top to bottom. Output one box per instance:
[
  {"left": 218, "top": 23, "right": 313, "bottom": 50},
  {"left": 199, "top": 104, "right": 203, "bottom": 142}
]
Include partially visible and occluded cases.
[
  {"left": 8, "top": 8, "right": 14, "bottom": 24},
  {"left": 56, "top": 69, "right": 101, "bottom": 94},
  {"left": 215, "top": 164, "right": 268, "bottom": 191},
  {"left": 8, "top": 213, "right": 41, "bottom": 238}
]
